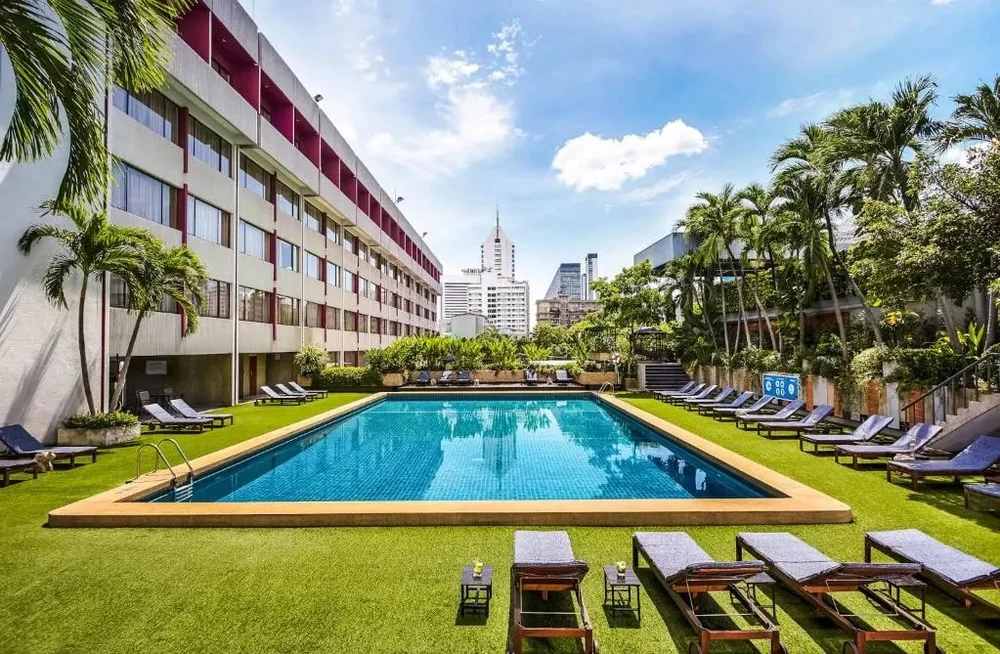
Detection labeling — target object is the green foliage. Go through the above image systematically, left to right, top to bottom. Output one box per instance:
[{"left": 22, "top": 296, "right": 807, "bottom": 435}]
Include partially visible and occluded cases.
[
  {"left": 957, "top": 320, "right": 987, "bottom": 356},
  {"left": 483, "top": 338, "right": 519, "bottom": 372},
  {"left": 455, "top": 339, "right": 484, "bottom": 370},
  {"left": 520, "top": 343, "right": 550, "bottom": 363},
  {"left": 293, "top": 344, "right": 329, "bottom": 378},
  {"left": 314, "top": 366, "right": 381, "bottom": 389},
  {"left": 63, "top": 411, "right": 138, "bottom": 429}
]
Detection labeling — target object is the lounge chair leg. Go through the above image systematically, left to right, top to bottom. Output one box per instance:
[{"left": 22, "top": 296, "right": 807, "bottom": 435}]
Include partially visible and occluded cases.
[
  {"left": 69, "top": 455, "right": 76, "bottom": 466},
  {"left": 2, "top": 469, "right": 8, "bottom": 487},
  {"left": 912, "top": 476, "right": 919, "bottom": 491}
]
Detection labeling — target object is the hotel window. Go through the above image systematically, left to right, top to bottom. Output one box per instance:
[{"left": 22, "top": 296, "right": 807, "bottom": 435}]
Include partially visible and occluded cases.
[
  {"left": 211, "top": 58, "right": 231, "bottom": 83},
  {"left": 112, "top": 86, "right": 178, "bottom": 143},
  {"left": 261, "top": 107, "right": 272, "bottom": 124},
  {"left": 188, "top": 118, "right": 231, "bottom": 176},
  {"left": 239, "top": 157, "right": 271, "bottom": 201},
  {"left": 111, "top": 162, "right": 178, "bottom": 228},
  {"left": 276, "top": 181, "right": 299, "bottom": 218},
  {"left": 187, "top": 196, "right": 231, "bottom": 247},
  {"left": 304, "top": 203, "right": 324, "bottom": 234},
  {"left": 238, "top": 220, "right": 270, "bottom": 261},
  {"left": 327, "top": 220, "right": 341, "bottom": 245},
  {"left": 343, "top": 231, "right": 356, "bottom": 255},
  {"left": 277, "top": 239, "right": 299, "bottom": 272},
  {"left": 358, "top": 243, "right": 369, "bottom": 264},
  {"left": 304, "top": 251, "right": 322, "bottom": 280},
  {"left": 379, "top": 255, "right": 387, "bottom": 275},
  {"left": 326, "top": 261, "right": 341, "bottom": 287},
  {"left": 344, "top": 270, "right": 356, "bottom": 293},
  {"left": 109, "top": 275, "right": 180, "bottom": 313},
  {"left": 358, "top": 277, "right": 368, "bottom": 298},
  {"left": 202, "top": 280, "right": 231, "bottom": 319},
  {"left": 238, "top": 286, "right": 272, "bottom": 323},
  {"left": 277, "top": 295, "right": 300, "bottom": 325},
  {"left": 304, "top": 301, "right": 323, "bottom": 328},
  {"left": 326, "top": 306, "right": 341, "bottom": 329},
  {"left": 344, "top": 311, "right": 358, "bottom": 331},
  {"left": 358, "top": 313, "right": 369, "bottom": 333},
  {"left": 370, "top": 316, "right": 381, "bottom": 334},
  {"left": 389, "top": 321, "right": 399, "bottom": 336},
  {"left": 328, "top": 351, "right": 340, "bottom": 365},
  {"left": 344, "top": 351, "right": 358, "bottom": 366}
]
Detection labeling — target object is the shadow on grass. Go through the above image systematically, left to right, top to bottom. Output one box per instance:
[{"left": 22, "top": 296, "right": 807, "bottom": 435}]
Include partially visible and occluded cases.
[
  {"left": 908, "top": 483, "right": 1000, "bottom": 532},
  {"left": 504, "top": 590, "right": 591, "bottom": 654}
]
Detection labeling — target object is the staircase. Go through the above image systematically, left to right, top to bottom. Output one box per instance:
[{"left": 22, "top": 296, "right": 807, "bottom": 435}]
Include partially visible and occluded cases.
[
  {"left": 900, "top": 352, "right": 1000, "bottom": 452},
  {"left": 641, "top": 362, "right": 691, "bottom": 391}
]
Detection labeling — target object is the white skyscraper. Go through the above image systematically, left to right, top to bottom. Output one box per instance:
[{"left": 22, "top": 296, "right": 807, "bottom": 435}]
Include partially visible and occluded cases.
[
  {"left": 444, "top": 208, "right": 530, "bottom": 337},
  {"left": 584, "top": 253, "right": 598, "bottom": 300}
]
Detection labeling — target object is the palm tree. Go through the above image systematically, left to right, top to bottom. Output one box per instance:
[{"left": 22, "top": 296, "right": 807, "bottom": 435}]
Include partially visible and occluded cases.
[
  {"left": 0, "top": 0, "right": 191, "bottom": 208},
  {"left": 939, "top": 75, "right": 1000, "bottom": 148},
  {"left": 772, "top": 124, "right": 885, "bottom": 346},
  {"left": 737, "top": 183, "right": 780, "bottom": 351},
  {"left": 683, "top": 185, "right": 753, "bottom": 353},
  {"left": 17, "top": 205, "right": 154, "bottom": 414},
  {"left": 109, "top": 242, "right": 207, "bottom": 410}
]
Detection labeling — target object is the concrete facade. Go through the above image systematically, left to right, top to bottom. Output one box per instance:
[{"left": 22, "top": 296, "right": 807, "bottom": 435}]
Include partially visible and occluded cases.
[
  {"left": 1, "top": 0, "right": 443, "bottom": 438},
  {"left": 535, "top": 297, "right": 600, "bottom": 328}
]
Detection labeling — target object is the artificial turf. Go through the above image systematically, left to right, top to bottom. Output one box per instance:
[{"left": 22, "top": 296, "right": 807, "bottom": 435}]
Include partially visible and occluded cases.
[{"left": 1, "top": 392, "right": 998, "bottom": 653}]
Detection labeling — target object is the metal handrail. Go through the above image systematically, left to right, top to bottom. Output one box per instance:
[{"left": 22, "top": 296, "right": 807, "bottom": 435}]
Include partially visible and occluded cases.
[
  {"left": 899, "top": 352, "right": 1000, "bottom": 430},
  {"left": 597, "top": 382, "right": 615, "bottom": 394},
  {"left": 157, "top": 438, "right": 194, "bottom": 484},
  {"left": 132, "top": 443, "right": 177, "bottom": 484}
]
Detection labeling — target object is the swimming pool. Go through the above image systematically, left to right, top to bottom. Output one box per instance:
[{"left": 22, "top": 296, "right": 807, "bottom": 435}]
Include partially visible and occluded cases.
[{"left": 149, "top": 394, "right": 770, "bottom": 503}]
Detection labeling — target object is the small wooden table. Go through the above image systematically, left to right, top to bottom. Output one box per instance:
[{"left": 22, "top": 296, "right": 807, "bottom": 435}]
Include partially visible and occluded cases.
[
  {"left": 459, "top": 565, "right": 493, "bottom": 617},
  {"left": 603, "top": 565, "right": 641, "bottom": 622}
]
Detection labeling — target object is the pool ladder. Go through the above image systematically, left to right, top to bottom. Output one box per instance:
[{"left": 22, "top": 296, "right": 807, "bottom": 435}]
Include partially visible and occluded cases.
[
  {"left": 597, "top": 382, "right": 616, "bottom": 395},
  {"left": 131, "top": 439, "right": 195, "bottom": 489}
]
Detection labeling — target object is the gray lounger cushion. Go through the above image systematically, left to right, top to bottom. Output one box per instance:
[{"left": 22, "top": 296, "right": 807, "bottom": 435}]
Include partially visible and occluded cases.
[
  {"left": 715, "top": 396, "right": 774, "bottom": 415},
  {"left": 737, "top": 400, "right": 805, "bottom": 423},
  {"left": 760, "top": 405, "right": 833, "bottom": 429},
  {"left": 802, "top": 414, "right": 893, "bottom": 445},
  {"left": 837, "top": 423, "right": 942, "bottom": 456},
  {"left": 0, "top": 424, "right": 97, "bottom": 457},
  {"left": 890, "top": 435, "right": 1000, "bottom": 474},
  {"left": 966, "top": 484, "right": 1000, "bottom": 500},
  {"left": 867, "top": 529, "right": 1000, "bottom": 586},
  {"left": 514, "top": 530, "right": 576, "bottom": 565},
  {"left": 635, "top": 532, "right": 760, "bottom": 581}
]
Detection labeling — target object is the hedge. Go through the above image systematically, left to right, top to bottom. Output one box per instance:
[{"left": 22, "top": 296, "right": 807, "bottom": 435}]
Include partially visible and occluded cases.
[{"left": 313, "top": 366, "right": 382, "bottom": 390}]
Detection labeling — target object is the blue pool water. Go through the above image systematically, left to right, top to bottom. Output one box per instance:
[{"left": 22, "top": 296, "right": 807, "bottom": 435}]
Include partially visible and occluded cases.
[{"left": 149, "top": 395, "right": 771, "bottom": 502}]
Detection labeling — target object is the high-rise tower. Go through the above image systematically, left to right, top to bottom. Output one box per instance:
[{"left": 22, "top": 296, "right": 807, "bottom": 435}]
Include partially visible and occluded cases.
[{"left": 479, "top": 205, "right": 515, "bottom": 279}]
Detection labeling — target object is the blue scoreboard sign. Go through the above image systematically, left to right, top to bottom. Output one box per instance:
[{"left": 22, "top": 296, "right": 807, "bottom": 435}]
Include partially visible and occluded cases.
[{"left": 762, "top": 372, "right": 800, "bottom": 401}]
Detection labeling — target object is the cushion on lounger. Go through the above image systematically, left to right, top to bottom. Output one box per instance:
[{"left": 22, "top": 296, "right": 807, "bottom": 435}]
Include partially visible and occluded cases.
[
  {"left": 868, "top": 529, "right": 1000, "bottom": 586},
  {"left": 514, "top": 530, "right": 576, "bottom": 565},
  {"left": 738, "top": 532, "right": 841, "bottom": 583}
]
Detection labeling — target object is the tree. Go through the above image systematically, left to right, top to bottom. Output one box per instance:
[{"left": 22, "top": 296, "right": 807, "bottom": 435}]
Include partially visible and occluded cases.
[
  {"left": 1, "top": 0, "right": 192, "bottom": 209},
  {"left": 939, "top": 75, "right": 1000, "bottom": 148},
  {"left": 737, "top": 183, "right": 780, "bottom": 351},
  {"left": 18, "top": 205, "right": 154, "bottom": 414},
  {"left": 109, "top": 241, "right": 207, "bottom": 409},
  {"left": 591, "top": 261, "right": 670, "bottom": 368}
]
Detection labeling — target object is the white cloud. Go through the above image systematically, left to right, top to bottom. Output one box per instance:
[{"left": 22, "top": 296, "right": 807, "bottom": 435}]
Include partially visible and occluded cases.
[
  {"left": 931, "top": 0, "right": 959, "bottom": 5},
  {"left": 425, "top": 51, "right": 480, "bottom": 88},
  {"left": 767, "top": 88, "right": 859, "bottom": 119},
  {"left": 768, "top": 92, "right": 827, "bottom": 118},
  {"left": 551, "top": 121, "right": 707, "bottom": 191},
  {"left": 623, "top": 172, "right": 694, "bottom": 203}
]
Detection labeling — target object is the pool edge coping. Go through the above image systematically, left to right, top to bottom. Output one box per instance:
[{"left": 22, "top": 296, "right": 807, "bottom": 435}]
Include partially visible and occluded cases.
[{"left": 48, "top": 391, "right": 853, "bottom": 527}]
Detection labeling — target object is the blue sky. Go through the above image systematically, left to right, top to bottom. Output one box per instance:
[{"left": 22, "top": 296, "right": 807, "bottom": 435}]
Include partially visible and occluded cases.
[{"left": 239, "top": 0, "right": 1000, "bottom": 314}]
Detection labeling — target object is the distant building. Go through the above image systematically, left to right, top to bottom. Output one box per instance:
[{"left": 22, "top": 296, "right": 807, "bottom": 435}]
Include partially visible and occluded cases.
[
  {"left": 480, "top": 206, "right": 516, "bottom": 279},
  {"left": 633, "top": 231, "right": 700, "bottom": 272},
  {"left": 584, "top": 253, "right": 598, "bottom": 300},
  {"left": 544, "top": 263, "right": 583, "bottom": 300},
  {"left": 536, "top": 296, "right": 600, "bottom": 328},
  {"left": 448, "top": 313, "right": 491, "bottom": 339}
]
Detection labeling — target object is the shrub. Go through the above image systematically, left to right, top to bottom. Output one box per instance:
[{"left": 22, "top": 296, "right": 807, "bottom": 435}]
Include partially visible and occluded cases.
[
  {"left": 521, "top": 343, "right": 551, "bottom": 363},
  {"left": 293, "top": 344, "right": 329, "bottom": 378},
  {"left": 561, "top": 363, "right": 583, "bottom": 378},
  {"left": 314, "top": 366, "right": 381, "bottom": 390},
  {"left": 64, "top": 411, "right": 138, "bottom": 429}
]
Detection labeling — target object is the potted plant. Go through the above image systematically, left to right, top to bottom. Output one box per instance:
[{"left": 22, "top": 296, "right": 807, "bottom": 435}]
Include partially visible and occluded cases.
[{"left": 57, "top": 411, "right": 140, "bottom": 446}]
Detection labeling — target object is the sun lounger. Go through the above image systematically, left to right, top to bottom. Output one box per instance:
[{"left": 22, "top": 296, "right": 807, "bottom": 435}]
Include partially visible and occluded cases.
[
  {"left": 555, "top": 369, "right": 571, "bottom": 385},
  {"left": 439, "top": 370, "right": 454, "bottom": 386},
  {"left": 524, "top": 370, "right": 538, "bottom": 386},
  {"left": 414, "top": 371, "right": 432, "bottom": 386},
  {"left": 457, "top": 371, "right": 473, "bottom": 386},
  {"left": 288, "top": 381, "right": 328, "bottom": 398},
  {"left": 652, "top": 381, "right": 696, "bottom": 400},
  {"left": 654, "top": 382, "right": 704, "bottom": 402},
  {"left": 275, "top": 383, "right": 316, "bottom": 401},
  {"left": 666, "top": 384, "right": 717, "bottom": 406},
  {"left": 255, "top": 385, "right": 307, "bottom": 405},
  {"left": 683, "top": 386, "right": 734, "bottom": 408},
  {"left": 696, "top": 390, "right": 753, "bottom": 416},
  {"left": 712, "top": 395, "right": 774, "bottom": 421},
  {"left": 169, "top": 399, "right": 234, "bottom": 427},
  {"left": 735, "top": 399, "right": 804, "bottom": 430},
  {"left": 143, "top": 403, "right": 211, "bottom": 432},
  {"left": 756, "top": 404, "right": 834, "bottom": 438},
  {"left": 799, "top": 414, "right": 893, "bottom": 453},
  {"left": 834, "top": 423, "right": 942, "bottom": 469},
  {"left": 0, "top": 424, "right": 98, "bottom": 465},
  {"left": 887, "top": 435, "right": 1000, "bottom": 490},
  {"left": 0, "top": 458, "right": 39, "bottom": 486},
  {"left": 964, "top": 481, "right": 1000, "bottom": 511},
  {"left": 866, "top": 528, "right": 1000, "bottom": 617},
  {"left": 509, "top": 531, "right": 594, "bottom": 654},
  {"left": 633, "top": 532, "right": 783, "bottom": 654},
  {"left": 737, "top": 532, "right": 935, "bottom": 654}
]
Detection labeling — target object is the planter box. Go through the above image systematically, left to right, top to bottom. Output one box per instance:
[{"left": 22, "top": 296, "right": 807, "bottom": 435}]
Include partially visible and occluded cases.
[
  {"left": 577, "top": 371, "right": 619, "bottom": 387},
  {"left": 381, "top": 373, "right": 405, "bottom": 387},
  {"left": 57, "top": 423, "right": 140, "bottom": 447}
]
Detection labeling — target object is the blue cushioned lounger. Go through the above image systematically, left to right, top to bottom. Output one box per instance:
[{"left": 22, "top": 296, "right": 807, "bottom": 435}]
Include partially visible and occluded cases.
[
  {"left": 799, "top": 414, "right": 893, "bottom": 453},
  {"left": 0, "top": 424, "right": 97, "bottom": 465},
  {"left": 887, "top": 435, "right": 1000, "bottom": 489}
]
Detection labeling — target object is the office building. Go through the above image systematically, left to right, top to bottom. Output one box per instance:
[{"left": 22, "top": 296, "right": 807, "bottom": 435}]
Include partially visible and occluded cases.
[
  {"left": 2, "top": 0, "right": 442, "bottom": 435},
  {"left": 480, "top": 207, "right": 515, "bottom": 279},
  {"left": 584, "top": 253, "right": 598, "bottom": 300},
  {"left": 544, "top": 263, "right": 583, "bottom": 300},
  {"left": 442, "top": 268, "right": 530, "bottom": 337},
  {"left": 535, "top": 296, "right": 600, "bottom": 328}
]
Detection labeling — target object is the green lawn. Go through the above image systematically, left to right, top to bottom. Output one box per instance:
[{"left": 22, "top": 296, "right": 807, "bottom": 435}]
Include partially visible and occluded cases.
[{"left": 1, "top": 393, "right": 998, "bottom": 653}]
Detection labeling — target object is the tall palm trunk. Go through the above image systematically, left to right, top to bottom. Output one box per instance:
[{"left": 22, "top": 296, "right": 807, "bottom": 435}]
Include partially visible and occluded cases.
[
  {"left": 822, "top": 211, "right": 883, "bottom": 345},
  {"left": 725, "top": 247, "right": 753, "bottom": 350},
  {"left": 717, "top": 258, "right": 730, "bottom": 356},
  {"left": 822, "top": 258, "right": 850, "bottom": 360},
  {"left": 747, "top": 272, "right": 777, "bottom": 350},
  {"left": 78, "top": 275, "right": 97, "bottom": 414},
  {"left": 985, "top": 290, "right": 997, "bottom": 349},
  {"left": 937, "top": 297, "right": 960, "bottom": 349},
  {"left": 110, "top": 309, "right": 148, "bottom": 410}
]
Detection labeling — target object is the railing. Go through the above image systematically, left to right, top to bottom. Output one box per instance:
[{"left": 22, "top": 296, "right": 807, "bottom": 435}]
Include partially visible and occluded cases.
[{"left": 899, "top": 352, "right": 1000, "bottom": 430}]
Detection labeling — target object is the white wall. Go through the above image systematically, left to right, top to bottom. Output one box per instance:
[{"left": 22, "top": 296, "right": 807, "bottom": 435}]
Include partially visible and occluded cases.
[{"left": 0, "top": 46, "right": 99, "bottom": 442}]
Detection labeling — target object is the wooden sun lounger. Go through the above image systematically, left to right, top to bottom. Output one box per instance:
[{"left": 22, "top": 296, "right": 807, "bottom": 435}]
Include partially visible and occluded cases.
[
  {"left": 288, "top": 381, "right": 328, "bottom": 398},
  {"left": 652, "top": 381, "right": 695, "bottom": 399},
  {"left": 654, "top": 382, "right": 703, "bottom": 402},
  {"left": 275, "top": 383, "right": 316, "bottom": 401},
  {"left": 666, "top": 385, "right": 717, "bottom": 407},
  {"left": 255, "top": 386, "right": 307, "bottom": 406},
  {"left": 683, "top": 387, "right": 734, "bottom": 408},
  {"left": 696, "top": 391, "right": 753, "bottom": 416},
  {"left": 712, "top": 395, "right": 774, "bottom": 421},
  {"left": 169, "top": 399, "right": 234, "bottom": 427},
  {"left": 735, "top": 399, "right": 804, "bottom": 430},
  {"left": 143, "top": 403, "right": 211, "bottom": 432},
  {"left": 756, "top": 405, "right": 834, "bottom": 438},
  {"left": 799, "top": 414, "right": 893, "bottom": 453},
  {"left": 834, "top": 423, "right": 942, "bottom": 469},
  {"left": 0, "top": 424, "right": 98, "bottom": 465},
  {"left": 887, "top": 435, "right": 1000, "bottom": 490},
  {"left": 0, "top": 458, "right": 39, "bottom": 487},
  {"left": 964, "top": 481, "right": 1000, "bottom": 511},
  {"left": 866, "top": 528, "right": 1000, "bottom": 617},
  {"left": 508, "top": 531, "right": 595, "bottom": 654},
  {"left": 633, "top": 532, "right": 784, "bottom": 654},
  {"left": 737, "top": 532, "right": 935, "bottom": 654}
]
